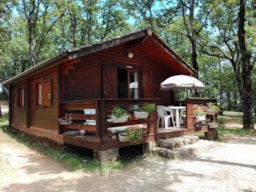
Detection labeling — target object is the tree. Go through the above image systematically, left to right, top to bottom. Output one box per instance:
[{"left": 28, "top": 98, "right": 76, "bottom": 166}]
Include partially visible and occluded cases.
[
  {"left": 0, "top": 0, "right": 16, "bottom": 85},
  {"left": 17, "top": 0, "right": 64, "bottom": 67},
  {"left": 56, "top": 0, "right": 98, "bottom": 48},
  {"left": 97, "top": 0, "right": 130, "bottom": 41},
  {"left": 122, "top": 0, "right": 158, "bottom": 30},
  {"left": 167, "top": 0, "right": 217, "bottom": 73},
  {"left": 201, "top": 0, "right": 255, "bottom": 129},
  {"left": 237, "top": 0, "right": 254, "bottom": 129}
]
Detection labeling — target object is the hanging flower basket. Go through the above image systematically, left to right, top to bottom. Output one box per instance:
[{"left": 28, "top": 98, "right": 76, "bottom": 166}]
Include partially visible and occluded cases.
[
  {"left": 125, "top": 128, "right": 143, "bottom": 145},
  {"left": 118, "top": 132, "right": 130, "bottom": 142}
]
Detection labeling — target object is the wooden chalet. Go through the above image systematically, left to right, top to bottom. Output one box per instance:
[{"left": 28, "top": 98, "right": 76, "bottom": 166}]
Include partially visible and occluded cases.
[{"left": 2, "top": 29, "right": 214, "bottom": 161}]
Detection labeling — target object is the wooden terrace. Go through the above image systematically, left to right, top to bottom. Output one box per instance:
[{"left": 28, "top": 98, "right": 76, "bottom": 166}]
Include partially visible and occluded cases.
[{"left": 60, "top": 98, "right": 211, "bottom": 151}]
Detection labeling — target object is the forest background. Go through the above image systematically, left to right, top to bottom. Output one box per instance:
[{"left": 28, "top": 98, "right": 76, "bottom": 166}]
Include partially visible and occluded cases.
[{"left": 0, "top": 0, "right": 255, "bottom": 129}]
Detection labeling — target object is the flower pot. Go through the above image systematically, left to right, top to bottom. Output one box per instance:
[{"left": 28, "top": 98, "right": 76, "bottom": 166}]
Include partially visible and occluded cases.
[
  {"left": 134, "top": 111, "right": 149, "bottom": 119},
  {"left": 111, "top": 115, "right": 129, "bottom": 123},
  {"left": 118, "top": 133, "right": 129, "bottom": 142}
]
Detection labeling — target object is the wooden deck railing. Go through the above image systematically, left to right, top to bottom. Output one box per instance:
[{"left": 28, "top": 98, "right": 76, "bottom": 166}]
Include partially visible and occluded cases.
[{"left": 60, "top": 98, "right": 159, "bottom": 146}]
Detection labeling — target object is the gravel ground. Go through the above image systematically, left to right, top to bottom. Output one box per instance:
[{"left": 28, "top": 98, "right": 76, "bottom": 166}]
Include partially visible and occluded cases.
[{"left": 0, "top": 129, "right": 256, "bottom": 192}]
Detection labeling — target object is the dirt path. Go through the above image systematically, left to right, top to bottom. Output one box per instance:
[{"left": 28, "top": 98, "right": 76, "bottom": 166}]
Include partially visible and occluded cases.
[{"left": 1, "top": 129, "right": 256, "bottom": 192}]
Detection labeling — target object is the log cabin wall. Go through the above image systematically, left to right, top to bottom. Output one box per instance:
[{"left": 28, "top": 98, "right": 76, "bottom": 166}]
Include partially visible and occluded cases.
[
  {"left": 64, "top": 43, "right": 174, "bottom": 103},
  {"left": 64, "top": 57, "right": 101, "bottom": 100},
  {"left": 10, "top": 66, "right": 63, "bottom": 144},
  {"left": 29, "top": 67, "right": 59, "bottom": 131},
  {"left": 10, "top": 81, "right": 27, "bottom": 130}
]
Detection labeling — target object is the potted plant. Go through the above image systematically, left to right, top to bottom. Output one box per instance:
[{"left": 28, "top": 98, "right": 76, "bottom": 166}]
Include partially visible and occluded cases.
[
  {"left": 206, "top": 102, "right": 221, "bottom": 128},
  {"left": 207, "top": 102, "right": 221, "bottom": 115},
  {"left": 133, "top": 103, "right": 156, "bottom": 119},
  {"left": 111, "top": 106, "right": 130, "bottom": 123},
  {"left": 193, "top": 107, "right": 206, "bottom": 123},
  {"left": 119, "top": 127, "right": 143, "bottom": 145},
  {"left": 118, "top": 132, "right": 130, "bottom": 142}
]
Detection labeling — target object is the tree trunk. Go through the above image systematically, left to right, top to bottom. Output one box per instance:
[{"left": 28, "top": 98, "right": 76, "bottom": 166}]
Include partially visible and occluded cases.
[
  {"left": 238, "top": 0, "right": 254, "bottom": 129},
  {"left": 241, "top": 75, "right": 254, "bottom": 129}
]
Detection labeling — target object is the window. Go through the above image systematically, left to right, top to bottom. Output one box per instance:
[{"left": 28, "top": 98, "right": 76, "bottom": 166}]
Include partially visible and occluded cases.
[
  {"left": 36, "top": 80, "right": 52, "bottom": 107},
  {"left": 17, "top": 88, "right": 25, "bottom": 107}
]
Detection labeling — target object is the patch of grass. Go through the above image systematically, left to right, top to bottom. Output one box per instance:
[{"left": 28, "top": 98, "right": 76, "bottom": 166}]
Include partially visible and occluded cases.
[
  {"left": 221, "top": 110, "right": 256, "bottom": 124},
  {"left": 222, "top": 111, "right": 243, "bottom": 117},
  {"left": 196, "top": 113, "right": 256, "bottom": 141},
  {"left": 0, "top": 115, "right": 8, "bottom": 128},
  {"left": 218, "top": 115, "right": 243, "bottom": 124},
  {"left": 0, "top": 116, "right": 144, "bottom": 173},
  {"left": 217, "top": 124, "right": 256, "bottom": 142},
  {"left": 218, "top": 126, "right": 256, "bottom": 137}
]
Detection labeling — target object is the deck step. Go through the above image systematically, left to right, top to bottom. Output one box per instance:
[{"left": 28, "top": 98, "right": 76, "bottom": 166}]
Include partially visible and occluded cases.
[
  {"left": 159, "top": 135, "right": 200, "bottom": 149},
  {"left": 154, "top": 136, "right": 218, "bottom": 159}
]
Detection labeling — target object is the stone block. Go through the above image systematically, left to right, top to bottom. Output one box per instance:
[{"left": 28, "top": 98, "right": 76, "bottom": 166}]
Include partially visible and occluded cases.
[{"left": 96, "top": 148, "right": 119, "bottom": 163}]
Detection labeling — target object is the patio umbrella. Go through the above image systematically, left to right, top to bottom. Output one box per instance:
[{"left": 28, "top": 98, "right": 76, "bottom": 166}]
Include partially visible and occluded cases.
[{"left": 160, "top": 74, "right": 205, "bottom": 90}]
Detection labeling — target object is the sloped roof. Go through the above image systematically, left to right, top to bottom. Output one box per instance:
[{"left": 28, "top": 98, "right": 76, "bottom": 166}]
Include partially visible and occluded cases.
[{"left": 2, "top": 28, "right": 196, "bottom": 86}]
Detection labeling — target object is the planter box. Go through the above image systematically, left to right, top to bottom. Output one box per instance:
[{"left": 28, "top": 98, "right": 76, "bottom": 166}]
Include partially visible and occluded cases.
[
  {"left": 134, "top": 111, "right": 149, "bottom": 119},
  {"left": 111, "top": 115, "right": 129, "bottom": 123}
]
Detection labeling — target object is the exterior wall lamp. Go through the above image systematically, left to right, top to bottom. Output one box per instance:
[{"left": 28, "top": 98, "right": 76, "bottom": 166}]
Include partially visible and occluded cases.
[{"left": 127, "top": 50, "right": 134, "bottom": 59}]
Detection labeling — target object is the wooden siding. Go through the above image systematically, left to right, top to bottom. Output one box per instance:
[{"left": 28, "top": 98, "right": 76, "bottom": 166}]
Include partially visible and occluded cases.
[
  {"left": 64, "top": 44, "right": 174, "bottom": 103},
  {"left": 65, "top": 58, "right": 102, "bottom": 100},
  {"left": 9, "top": 66, "right": 62, "bottom": 144},
  {"left": 29, "top": 67, "right": 59, "bottom": 131},
  {"left": 10, "top": 82, "right": 27, "bottom": 127}
]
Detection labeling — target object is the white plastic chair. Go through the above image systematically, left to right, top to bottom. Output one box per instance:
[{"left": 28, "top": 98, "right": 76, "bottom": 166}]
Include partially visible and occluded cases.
[
  {"left": 157, "top": 105, "right": 176, "bottom": 128},
  {"left": 179, "top": 108, "right": 186, "bottom": 126}
]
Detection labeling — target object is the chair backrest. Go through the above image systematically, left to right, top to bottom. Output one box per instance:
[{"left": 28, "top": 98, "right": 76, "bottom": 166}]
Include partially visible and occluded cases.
[{"left": 157, "top": 105, "right": 166, "bottom": 117}]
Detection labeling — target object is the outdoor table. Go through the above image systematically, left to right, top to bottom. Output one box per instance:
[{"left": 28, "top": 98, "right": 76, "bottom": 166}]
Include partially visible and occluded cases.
[{"left": 166, "top": 106, "right": 186, "bottom": 128}]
